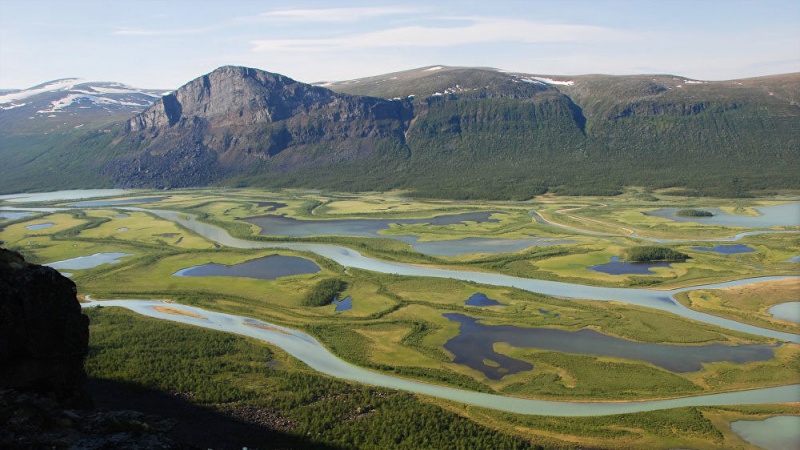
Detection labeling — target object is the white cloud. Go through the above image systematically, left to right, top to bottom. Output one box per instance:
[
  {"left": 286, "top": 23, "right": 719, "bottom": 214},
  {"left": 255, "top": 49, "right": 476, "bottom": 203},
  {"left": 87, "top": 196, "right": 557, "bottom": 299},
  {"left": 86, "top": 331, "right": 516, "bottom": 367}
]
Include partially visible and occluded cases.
[
  {"left": 257, "top": 6, "right": 419, "bottom": 23},
  {"left": 251, "top": 17, "right": 629, "bottom": 52}
]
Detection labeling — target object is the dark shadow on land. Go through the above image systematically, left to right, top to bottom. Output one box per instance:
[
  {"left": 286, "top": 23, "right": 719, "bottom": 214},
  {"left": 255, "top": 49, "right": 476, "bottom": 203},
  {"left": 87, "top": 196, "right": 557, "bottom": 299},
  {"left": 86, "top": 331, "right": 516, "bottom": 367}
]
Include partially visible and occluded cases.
[{"left": 87, "top": 378, "right": 345, "bottom": 450}]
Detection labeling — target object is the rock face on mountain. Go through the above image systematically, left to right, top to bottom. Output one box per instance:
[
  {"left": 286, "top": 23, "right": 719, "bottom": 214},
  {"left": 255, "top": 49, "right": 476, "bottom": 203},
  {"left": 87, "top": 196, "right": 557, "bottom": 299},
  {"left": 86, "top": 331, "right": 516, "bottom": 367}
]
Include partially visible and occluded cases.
[
  {"left": 2, "top": 65, "right": 798, "bottom": 198},
  {"left": 109, "top": 66, "right": 413, "bottom": 188},
  {"left": 0, "top": 248, "right": 89, "bottom": 399}
]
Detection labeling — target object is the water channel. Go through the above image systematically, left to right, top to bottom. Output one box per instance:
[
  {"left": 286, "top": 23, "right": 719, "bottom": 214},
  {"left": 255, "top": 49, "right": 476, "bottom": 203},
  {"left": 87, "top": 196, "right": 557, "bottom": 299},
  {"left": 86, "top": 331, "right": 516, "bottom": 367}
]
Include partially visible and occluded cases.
[
  {"left": 5, "top": 192, "right": 799, "bottom": 416},
  {"left": 129, "top": 207, "right": 800, "bottom": 344},
  {"left": 81, "top": 298, "right": 800, "bottom": 417}
]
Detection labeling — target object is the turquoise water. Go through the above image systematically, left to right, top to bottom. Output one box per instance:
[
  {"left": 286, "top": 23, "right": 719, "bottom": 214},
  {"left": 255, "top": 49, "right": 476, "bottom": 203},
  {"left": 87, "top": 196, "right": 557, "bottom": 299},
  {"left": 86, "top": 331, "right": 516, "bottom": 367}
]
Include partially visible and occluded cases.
[
  {"left": 46, "top": 252, "right": 133, "bottom": 270},
  {"left": 81, "top": 299, "right": 800, "bottom": 417},
  {"left": 730, "top": 415, "right": 800, "bottom": 450}
]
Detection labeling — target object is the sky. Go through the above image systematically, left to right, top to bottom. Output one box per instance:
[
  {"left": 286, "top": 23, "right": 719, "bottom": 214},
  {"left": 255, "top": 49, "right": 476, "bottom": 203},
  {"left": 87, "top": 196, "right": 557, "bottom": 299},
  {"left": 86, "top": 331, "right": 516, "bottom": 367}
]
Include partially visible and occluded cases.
[{"left": 1, "top": 0, "right": 798, "bottom": 89}]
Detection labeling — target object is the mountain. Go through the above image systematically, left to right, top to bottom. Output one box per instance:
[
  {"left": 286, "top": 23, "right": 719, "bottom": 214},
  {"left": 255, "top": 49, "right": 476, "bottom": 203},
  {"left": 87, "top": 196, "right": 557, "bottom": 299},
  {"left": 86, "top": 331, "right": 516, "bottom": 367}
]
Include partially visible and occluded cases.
[
  {"left": 1, "top": 65, "right": 798, "bottom": 198},
  {"left": 103, "top": 66, "right": 411, "bottom": 188},
  {"left": 0, "top": 79, "right": 165, "bottom": 134},
  {"left": 0, "top": 79, "right": 166, "bottom": 192}
]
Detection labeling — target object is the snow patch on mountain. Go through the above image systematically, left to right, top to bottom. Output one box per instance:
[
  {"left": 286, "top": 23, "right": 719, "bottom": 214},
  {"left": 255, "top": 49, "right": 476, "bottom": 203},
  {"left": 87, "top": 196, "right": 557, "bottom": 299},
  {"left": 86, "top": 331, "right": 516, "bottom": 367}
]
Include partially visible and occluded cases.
[
  {"left": 529, "top": 77, "right": 574, "bottom": 86},
  {"left": 0, "top": 78, "right": 86, "bottom": 104},
  {"left": 36, "top": 93, "right": 151, "bottom": 113}
]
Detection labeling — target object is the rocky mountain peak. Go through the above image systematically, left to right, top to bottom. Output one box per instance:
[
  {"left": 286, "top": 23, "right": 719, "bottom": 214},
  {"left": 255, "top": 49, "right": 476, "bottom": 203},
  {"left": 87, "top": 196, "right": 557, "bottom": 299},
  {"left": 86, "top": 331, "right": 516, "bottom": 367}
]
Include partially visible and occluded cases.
[{"left": 128, "top": 65, "right": 337, "bottom": 132}]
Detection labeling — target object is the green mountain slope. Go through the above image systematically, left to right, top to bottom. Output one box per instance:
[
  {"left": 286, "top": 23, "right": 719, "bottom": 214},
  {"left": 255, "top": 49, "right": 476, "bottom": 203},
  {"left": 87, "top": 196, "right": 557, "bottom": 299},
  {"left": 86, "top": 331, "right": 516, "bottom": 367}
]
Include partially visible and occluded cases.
[{"left": 0, "top": 66, "right": 797, "bottom": 198}]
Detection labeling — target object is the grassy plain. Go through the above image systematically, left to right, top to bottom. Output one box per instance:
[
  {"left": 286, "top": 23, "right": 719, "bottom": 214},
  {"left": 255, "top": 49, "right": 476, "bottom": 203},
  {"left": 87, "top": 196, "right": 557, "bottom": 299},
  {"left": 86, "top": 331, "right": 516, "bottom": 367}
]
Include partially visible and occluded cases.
[{"left": 1, "top": 187, "right": 798, "bottom": 449}]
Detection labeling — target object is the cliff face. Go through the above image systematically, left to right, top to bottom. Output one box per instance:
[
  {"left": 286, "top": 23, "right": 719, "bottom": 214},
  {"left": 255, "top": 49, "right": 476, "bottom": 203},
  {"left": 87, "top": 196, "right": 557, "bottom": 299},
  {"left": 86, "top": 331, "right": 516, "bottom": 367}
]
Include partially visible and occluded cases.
[
  {"left": 110, "top": 66, "right": 412, "bottom": 188},
  {"left": 0, "top": 248, "right": 89, "bottom": 398}
]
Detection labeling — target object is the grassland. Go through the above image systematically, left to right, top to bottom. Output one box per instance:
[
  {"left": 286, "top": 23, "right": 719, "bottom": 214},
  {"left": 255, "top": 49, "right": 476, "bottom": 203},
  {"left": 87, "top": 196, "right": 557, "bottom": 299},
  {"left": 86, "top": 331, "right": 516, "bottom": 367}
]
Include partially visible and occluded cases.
[{"left": 1, "top": 187, "right": 798, "bottom": 449}]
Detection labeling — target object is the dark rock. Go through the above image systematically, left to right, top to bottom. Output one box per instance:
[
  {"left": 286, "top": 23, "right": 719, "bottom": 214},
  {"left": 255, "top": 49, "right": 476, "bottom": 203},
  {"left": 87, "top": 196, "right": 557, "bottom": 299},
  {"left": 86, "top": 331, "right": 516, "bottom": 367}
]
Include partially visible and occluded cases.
[
  {"left": 0, "top": 248, "right": 89, "bottom": 402},
  {"left": 0, "top": 388, "right": 180, "bottom": 449}
]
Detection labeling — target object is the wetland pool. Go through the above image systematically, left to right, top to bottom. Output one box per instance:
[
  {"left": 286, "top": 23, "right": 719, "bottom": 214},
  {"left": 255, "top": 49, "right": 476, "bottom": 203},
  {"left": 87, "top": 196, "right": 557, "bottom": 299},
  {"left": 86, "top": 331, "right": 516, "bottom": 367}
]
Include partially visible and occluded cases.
[
  {"left": 645, "top": 202, "right": 800, "bottom": 228},
  {"left": 243, "top": 212, "right": 572, "bottom": 256},
  {"left": 25, "top": 222, "right": 54, "bottom": 230},
  {"left": 691, "top": 244, "right": 756, "bottom": 254},
  {"left": 173, "top": 255, "right": 321, "bottom": 280},
  {"left": 589, "top": 256, "right": 674, "bottom": 275},
  {"left": 465, "top": 293, "right": 502, "bottom": 307},
  {"left": 332, "top": 296, "right": 352, "bottom": 312},
  {"left": 767, "top": 302, "right": 800, "bottom": 324},
  {"left": 442, "top": 313, "right": 777, "bottom": 380},
  {"left": 730, "top": 415, "right": 800, "bottom": 450}
]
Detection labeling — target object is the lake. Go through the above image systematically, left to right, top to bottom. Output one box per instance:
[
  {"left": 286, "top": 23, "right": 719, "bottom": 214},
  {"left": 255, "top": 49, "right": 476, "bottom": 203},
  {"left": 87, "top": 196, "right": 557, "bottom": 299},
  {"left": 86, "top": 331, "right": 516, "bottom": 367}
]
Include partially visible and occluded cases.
[
  {"left": 645, "top": 202, "right": 800, "bottom": 228},
  {"left": 0, "top": 211, "right": 31, "bottom": 220},
  {"left": 243, "top": 211, "right": 502, "bottom": 237},
  {"left": 244, "top": 212, "right": 572, "bottom": 255},
  {"left": 691, "top": 244, "right": 756, "bottom": 254},
  {"left": 173, "top": 254, "right": 321, "bottom": 280},
  {"left": 589, "top": 256, "right": 674, "bottom": 275},
  {"left": 465, "top": 293, "right": 502, "bottom": 307},
  {"left": 767, "top": 302, "right": 800, "bottom": 324},
  {"left": 442, "top": 313, "right": 776, "bottom": 380},
  {"left": 730, "top": 415, "right": 800, "bottom": 450}
]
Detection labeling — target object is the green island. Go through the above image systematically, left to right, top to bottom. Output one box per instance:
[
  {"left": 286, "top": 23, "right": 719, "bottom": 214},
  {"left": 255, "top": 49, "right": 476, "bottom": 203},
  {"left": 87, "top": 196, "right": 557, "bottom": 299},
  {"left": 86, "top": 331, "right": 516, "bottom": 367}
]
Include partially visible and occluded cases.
[
  {"left": 1, "top": 187, "right": 798, "bottom": 449},
  {"left": 677, "top": 209, "right": 715, "bottom": 217},
  {"left": 624, "top": 246, "right": 690, "bottom": 262}
]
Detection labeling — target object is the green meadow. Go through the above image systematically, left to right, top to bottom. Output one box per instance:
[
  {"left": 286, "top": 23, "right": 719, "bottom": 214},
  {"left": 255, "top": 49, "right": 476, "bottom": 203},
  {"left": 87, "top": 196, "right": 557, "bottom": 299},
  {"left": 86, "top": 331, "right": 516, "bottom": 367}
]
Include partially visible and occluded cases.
[{"left": 1, "top": 187, "right": 797, "bottom": 449}]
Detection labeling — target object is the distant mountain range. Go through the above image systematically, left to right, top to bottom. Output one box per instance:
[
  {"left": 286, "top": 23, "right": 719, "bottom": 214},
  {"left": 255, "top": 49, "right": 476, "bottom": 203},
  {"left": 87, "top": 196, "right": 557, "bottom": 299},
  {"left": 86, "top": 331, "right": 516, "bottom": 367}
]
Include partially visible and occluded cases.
[{"left": 1, "top": 66, "right": 797, "bottom": 198}]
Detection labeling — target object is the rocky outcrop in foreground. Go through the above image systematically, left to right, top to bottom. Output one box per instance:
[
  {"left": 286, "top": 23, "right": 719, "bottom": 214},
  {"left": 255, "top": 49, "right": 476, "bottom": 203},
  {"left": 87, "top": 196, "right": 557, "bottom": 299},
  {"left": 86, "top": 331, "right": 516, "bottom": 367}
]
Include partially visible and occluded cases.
[
  {"left": 0, "top": 248, "right": 89, "bottom": 400},
  {"left": 0, "top": 248, "right": 181, "bottom": 449}
]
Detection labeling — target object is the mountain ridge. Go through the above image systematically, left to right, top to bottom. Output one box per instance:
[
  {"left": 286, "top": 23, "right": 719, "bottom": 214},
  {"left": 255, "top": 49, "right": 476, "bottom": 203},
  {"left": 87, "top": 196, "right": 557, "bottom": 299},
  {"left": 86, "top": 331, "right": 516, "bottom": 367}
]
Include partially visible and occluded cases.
[{"left": 1, "top": 65, "right": 798, "bottom": 198}]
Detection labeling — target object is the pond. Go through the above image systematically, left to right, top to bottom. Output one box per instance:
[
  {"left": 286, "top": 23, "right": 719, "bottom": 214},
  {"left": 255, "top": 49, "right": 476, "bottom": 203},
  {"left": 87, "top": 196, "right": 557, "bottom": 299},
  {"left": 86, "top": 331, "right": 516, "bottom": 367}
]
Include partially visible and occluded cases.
[
  {"left": 68, "top": 196, "right": 167, "bottom": 207},
  {"left": 645, "top": 202, "right": 800, "bottom": 228},
  {"left": 0, "top": 211, "right": 31, "bottom": 220},
  {"left": 243, "top": 211, "right": 501, "bottom": 238},
  {"left": 25, "top": 222, "right": 54, "bottom": 230},
  {"left": 691, "top": 244, "right": 756, "bottom": 254},
  {"left": 46, "top": 252, "right": 133, "bottom": 270},
  {"left": 173, "top": 255, "right": 320, "bottom": 280},
  {"left": 589, "top": 256, "right": 674, "bottom": 275},
  {"left": 465, "top": 293, "right": 502, "bottom": 307},
  {"left": 332, "top": 296, "right": 352, "bottom": 312},
  {"left": 767, "top": 302, "right": 800, "bottom": 324},
  {"left": 442, "top": 313, "right": 776, "bottom": 380},
  {"left": 730, "top": 415, "right": 800, "bottom": 450}
]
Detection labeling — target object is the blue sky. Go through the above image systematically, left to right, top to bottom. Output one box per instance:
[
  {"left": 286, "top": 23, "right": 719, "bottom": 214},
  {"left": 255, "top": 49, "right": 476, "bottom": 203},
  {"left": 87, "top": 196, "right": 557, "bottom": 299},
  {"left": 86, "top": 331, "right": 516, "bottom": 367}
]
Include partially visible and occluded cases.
[{"left": 1, "top": 0, "right": 798, "bottom": 89}]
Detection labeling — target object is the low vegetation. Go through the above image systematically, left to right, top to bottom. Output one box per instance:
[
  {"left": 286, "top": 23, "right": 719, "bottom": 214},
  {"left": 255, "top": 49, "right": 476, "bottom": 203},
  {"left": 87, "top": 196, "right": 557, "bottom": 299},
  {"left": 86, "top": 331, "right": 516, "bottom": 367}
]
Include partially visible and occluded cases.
[
  {"left": 3, "top": 188, "right": 798, "bottom": 449},
  {"left": 677, "top": 209, "right": 714, "bottom": 217},
  {"left": 625, "top": 246, "right": 690, "bottom": 262},
  {"left": 303, "top": 278, "right": 348, "bottom": 307}
]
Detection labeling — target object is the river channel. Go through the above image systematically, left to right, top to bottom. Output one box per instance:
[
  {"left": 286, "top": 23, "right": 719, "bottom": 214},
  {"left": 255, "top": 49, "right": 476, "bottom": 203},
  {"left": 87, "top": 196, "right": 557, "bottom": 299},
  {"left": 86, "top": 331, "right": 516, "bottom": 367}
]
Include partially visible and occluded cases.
[
  {"left": 4, "top": 192, "right": 799, "bottom": 415},
  {"left": 130, "top": 208, "right": 800, "bottom": 343},
  {"left": 81, "top": 298, "right": 800, "bottom": 416}
]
